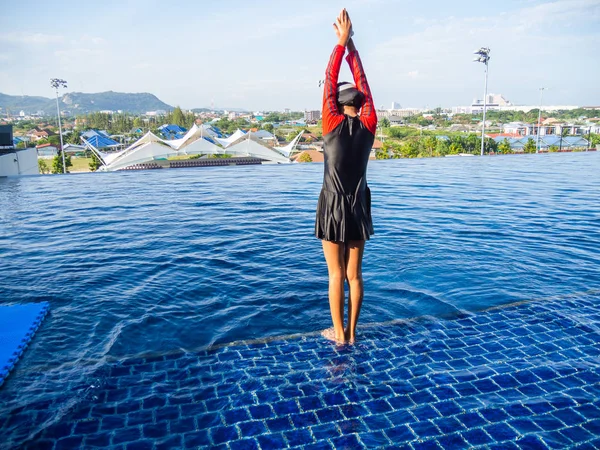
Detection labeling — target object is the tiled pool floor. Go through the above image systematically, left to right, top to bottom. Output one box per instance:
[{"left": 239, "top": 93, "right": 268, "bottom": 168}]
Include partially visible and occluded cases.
[{"left": 3, "top": 293, "right": 600, "bottom": 449}]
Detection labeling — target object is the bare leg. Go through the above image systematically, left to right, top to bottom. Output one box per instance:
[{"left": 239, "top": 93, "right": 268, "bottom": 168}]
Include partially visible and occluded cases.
[
  {"left": 321, "top": 240, "right": 346, "bottom": 344},
  {"left": 345, "top": 240, "right": 365, "bottom": 344}
]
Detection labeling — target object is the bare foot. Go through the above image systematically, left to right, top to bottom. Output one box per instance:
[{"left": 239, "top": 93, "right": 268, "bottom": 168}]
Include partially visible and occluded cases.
[
  {"left": 322, "top": 328, "right": 345, "bottom": 344},
  {"left": 344, "top": 328, "right": 356, "bottom": 345}
]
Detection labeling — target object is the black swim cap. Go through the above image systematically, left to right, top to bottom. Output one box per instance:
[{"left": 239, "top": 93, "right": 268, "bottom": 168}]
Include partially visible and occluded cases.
[{"left": 337, "top": 82, "right": 365, "bottom": 108}]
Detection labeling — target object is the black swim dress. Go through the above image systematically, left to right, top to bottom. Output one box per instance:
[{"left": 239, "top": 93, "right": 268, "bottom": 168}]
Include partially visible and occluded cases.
[{"left": 315, "top": 45, "right": 378, "bottom": 242}]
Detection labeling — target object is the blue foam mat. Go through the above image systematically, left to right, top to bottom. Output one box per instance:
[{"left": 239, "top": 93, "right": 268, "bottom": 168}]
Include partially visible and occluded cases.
[{"left": 0, "top": 302, "right": 49, "bottom": 387}]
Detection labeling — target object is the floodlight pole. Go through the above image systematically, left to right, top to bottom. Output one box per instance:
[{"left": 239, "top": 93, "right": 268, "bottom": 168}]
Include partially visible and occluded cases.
[
  {"left": 473, "top": 48, "right": 490, "bottom": 156},
  {"left": 50, "top": 78, "right": 68, "bottom": 173},
  {"left": 536, "top": 87, "right": 545, "bottom": 154}
]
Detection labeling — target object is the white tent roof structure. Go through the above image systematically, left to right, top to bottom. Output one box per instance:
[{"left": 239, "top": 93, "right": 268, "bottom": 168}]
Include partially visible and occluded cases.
[
  {"left": 87, "top": 125, "right": 299, "bottom": 171},
  {"left": 215, "top": 129, "right": 247, "bottom": 148},
  {"left": 273, "top": 131, "right": 304, "bottom": 157},
  {"left": 227, "top": 138, "right": 290, "bottom": 164}
]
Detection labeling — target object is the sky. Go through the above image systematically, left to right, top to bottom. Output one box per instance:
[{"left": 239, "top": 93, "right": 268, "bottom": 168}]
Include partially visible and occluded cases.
[{"left": 1, "top": 0, "right": 599, "bottom": 111}]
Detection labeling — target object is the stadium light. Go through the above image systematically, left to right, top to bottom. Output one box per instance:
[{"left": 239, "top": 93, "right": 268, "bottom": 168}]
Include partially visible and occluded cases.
[
  {"left": 473, "top": 48, "right": 490, "bottom": 156},
  {"left": 50, "top": 78, "right": 68, "bottom": 173}
]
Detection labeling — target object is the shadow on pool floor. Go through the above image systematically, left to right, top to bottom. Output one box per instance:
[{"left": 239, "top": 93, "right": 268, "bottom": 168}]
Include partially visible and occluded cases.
[{"left": 3, "top": 293, "right": 600, "bottom": 449}]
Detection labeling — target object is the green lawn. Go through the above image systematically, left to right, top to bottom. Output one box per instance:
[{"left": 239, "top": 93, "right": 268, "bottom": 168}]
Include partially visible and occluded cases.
[{"left": 70, "top": 157, "right": 92, "bottom": 172}]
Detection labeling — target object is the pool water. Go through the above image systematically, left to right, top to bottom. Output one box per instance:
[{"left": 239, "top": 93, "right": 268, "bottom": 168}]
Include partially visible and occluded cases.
[{"left": 1, "top": 152, "right": 599, "bottom": 448}]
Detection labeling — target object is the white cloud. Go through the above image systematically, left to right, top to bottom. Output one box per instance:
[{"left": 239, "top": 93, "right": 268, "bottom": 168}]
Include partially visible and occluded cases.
[
  {"left": 370, "top": 0, "right": 600, "bottom": 106},
  {"left": 0, "top": 32, "right": 64, "bottom": 45}
]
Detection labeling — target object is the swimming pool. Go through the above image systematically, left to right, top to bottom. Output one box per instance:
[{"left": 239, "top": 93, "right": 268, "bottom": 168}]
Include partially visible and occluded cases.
[{"left": 1, "top": 152, "right": 599, "bottom": 447}]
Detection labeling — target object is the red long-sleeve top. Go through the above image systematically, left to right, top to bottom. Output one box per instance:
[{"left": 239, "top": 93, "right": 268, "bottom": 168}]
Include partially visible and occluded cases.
[{"left": 322, "top": 45, "right": 377, "bottom": 136}]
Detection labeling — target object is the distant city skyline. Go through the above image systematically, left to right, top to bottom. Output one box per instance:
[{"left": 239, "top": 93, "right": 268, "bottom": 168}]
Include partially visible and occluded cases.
[{"left": 1, "top": 0, "right": 599, "bottom": 111}]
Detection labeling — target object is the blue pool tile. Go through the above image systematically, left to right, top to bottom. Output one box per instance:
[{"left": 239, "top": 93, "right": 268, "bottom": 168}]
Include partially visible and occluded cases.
[
  {"left": 473, "top": 378, "right": 501, "bottom": 393},
  {"left": 453, "top": 382, "right": 479, "bottom": 396},
  {"left": 255, "top": 389, "right": 281, "bottom": 404},
  {"left": 409, "top": 390, "right": 438, "bottom": 405},
  {"left": 322, "top": 391, "right": 346, "bottom": 407},
  {"left": 388, "top": 394, "right": 415, "bottom": 410},
  {"left": 298, "top": 395, "right": 324, "bottom": 412},
  {"left": 364, "top": 399, "right": 393, "bottom": 415},
  {"left": 272, "top": 400, "right": 299, "bottom": 416},
  {"left": 432, "top": 400, "right": 462, "bottom": 417},
  {"left": 526, "top": 401, "right": 555, "bottom": 415},
  {"left": 340, "top": 403, "right": 368, "bottom": 419},
  {"left": 248, "top": 404, "right": 274, "bottom": 420},
  {"left": 412, "top": 404, "right": 441, "bottom": 421},
  {"left": 505, "top": 404, "right": 533, "bottom": 418},
  {"left": 575, "top": 404, "right": 600, "bottom": 419},
  {"left": 315, "top": 407, "right": 344, "bottom": 424},
  {"left": 479, "top": 407, "right": 511, "bottom": 423},
  {"left": 223, "top": 408, "right": 250, "bottom": 425},
  {"left": 552, "top": 408, "right": 585, "bottom": 426},
  {"left": 385, "top": 409, "right": 414, "bottom": 425},
  {"left": 196, "top": 412, "right": 221, "bottom": 430},
  {"left": 291, "top": 412, "right": 319, "bottom": 428},
  {"left": 455, "top": 412, "right": 487, "bottom": 429},
  {"left": 363, "top": 414, "right": 393, "bottom": 431},
  {"left": 433, "top": 416, "right": 464, "bottom": 434},
  {"left": 170, "top": 417, "right": 195, "bottom": 434},
  {"left": 266, "top": 417, "right": 293, "bottom": 433},
  {"left": 337, "top": 418, "right": 369, "bottom": 434},
  {"left": 510, "top": 418, "right": 543, "bottom": 434},
  {"left": 73, "top": 419, "right": 100, "bottom": 435},
  {"left": 238, "top": 420, "right": 267, "bottom": 438},
  {"left": 409, "top": 420, "right": 440, "bottom": 439},
  {"left": 142, "top": 422, "right": 168, "bottom": 439},
  {"left": 311, "top": 422, "right": 341, "bottom": 440},
  {"left": 385, "top": 424, "right": 415, "bottom": 442},
  {"left": 560, "top": 425, "right": 594, "bottom": 443},
  {"left": 210, "top": 426, "right": 239, "bottom": 445},
  {"left": 285, "top": 428, "right": 313, "bottom": 446},
  {"left": 461, "top": 428, "right": 493, "bottom": 446},
  {"left": 182, "top": 430, "right": 211, "bottom": 448},
  {"left": 538, "top": 430, "right": 573, "bottom": 449},
  {"left": 359, "top": 431, "right": 390, "bottom": 447},
  {"left": 84, "top": 433, "right": 111, "bottom": 447},
  {"left": 257, "top": 433, "right": 286, "bottom": 450},
  {"left": 436, "top": 433, "right": 469, "bottom": 449},
  {"left": 331, "top": 434, "right": 361, "bottom": 449},
  {"left": 155, "top": 435, "right": 183, "bottom": 450},
  {"left": 515, "top": 435, "right": 547, "bottom": 450},
  {"left": 229, "top": 438, "right": 259, "bottom": 450},
  {"left": 412, "top": 439, "right": 443, "bottom": 450},
  {"left": 125, "top": 440, "right": 154, "bottom": 450},
  {"left": 304, "top": 441, "right": 333, "bottom": 450}
]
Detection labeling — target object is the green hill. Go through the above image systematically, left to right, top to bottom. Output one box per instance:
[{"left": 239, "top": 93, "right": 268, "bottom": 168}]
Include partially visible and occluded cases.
[{"left": 0, "top": 91, "right": 173, "bottom": 115}]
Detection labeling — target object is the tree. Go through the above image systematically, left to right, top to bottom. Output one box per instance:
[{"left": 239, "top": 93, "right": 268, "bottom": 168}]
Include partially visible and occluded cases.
[
  {"left": 172, "top": 106, "right": 186, "bottom": 127},
  {"left": 133, "top": 117, "right": 144, "bottom": 130},
  {"left": 380, "top": 117, "right": 390, "bottom": 128},
  {"left": 262, "top": 123, "right": 274, "bottom": 133},
  {"left": 66, "top": 130, "right": 81, "bottom": 145},
  {"left": 422, "top": 136, "right": 437, "bottom": 157},
  {"left": 523, "top": 138, "right": 537, "bottom": 154},
  {"left": 498, "top": 139, "right": 512, "bottom": 154},
  {"left": 89, "top": 151, "right": 102, "bottom": 171},
  {"left": 51, "top": 152, "right": 72, "bottom": 174},
  {"left": 297, "top": 152, "right": 313, "bottom": 163},
  {"left": 38, "top": 159, "right": 49, "bottom": 174}
]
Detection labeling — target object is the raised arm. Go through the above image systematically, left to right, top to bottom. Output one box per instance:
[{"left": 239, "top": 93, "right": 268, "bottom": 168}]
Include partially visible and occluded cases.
[
  {"left": 346, "top": 39, "right": 377, "bottom": 135},
  {"left": 322, "top": 45, "right": 345, "bottom": 136}
]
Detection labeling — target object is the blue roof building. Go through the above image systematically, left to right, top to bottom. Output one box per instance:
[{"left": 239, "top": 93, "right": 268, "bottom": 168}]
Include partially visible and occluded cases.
[
  {"left": 158, "top": 124, "right": 187, "bottom": 140},
  {"left": 81, "top": 130, "right": 119, "bottom": 148}
]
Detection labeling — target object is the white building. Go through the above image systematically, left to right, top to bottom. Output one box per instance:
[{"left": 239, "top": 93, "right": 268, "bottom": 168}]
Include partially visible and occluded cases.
[{"left": 304, "top": 110, "right": 320, "bottom": 123}]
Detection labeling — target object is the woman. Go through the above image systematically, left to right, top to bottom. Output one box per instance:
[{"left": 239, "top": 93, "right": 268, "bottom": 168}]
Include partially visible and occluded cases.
[{"left": 316, "top": 9, "right": 377, "bottom": 344}]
